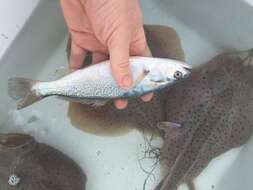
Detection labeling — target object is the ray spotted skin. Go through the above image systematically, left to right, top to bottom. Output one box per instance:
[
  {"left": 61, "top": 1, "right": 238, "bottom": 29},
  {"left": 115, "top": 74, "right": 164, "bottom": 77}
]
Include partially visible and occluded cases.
[{"left": 156, "top": 49, "right": 253, "bottom": 190}]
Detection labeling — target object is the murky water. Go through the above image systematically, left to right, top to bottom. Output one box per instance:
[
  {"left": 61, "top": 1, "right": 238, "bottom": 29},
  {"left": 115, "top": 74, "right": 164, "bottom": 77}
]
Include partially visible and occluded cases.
[
  {"left": 1, "top": 1, "right": 253, "bottom": 189},
  {"left": 68, "top": 102, "right": 134, "bottom": 136}
]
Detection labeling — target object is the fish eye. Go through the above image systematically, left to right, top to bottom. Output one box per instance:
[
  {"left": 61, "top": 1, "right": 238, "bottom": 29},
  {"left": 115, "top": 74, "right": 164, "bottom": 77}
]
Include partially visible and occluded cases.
[{"left": 174, "top": 71, "right": 183, "bottom": 79}]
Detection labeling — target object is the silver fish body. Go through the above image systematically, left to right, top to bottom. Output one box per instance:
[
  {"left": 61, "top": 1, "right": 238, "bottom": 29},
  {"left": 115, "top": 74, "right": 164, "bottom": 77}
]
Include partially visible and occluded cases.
[
  {"left": 8, "top": 56, "right": 191, "bottom": 109},
  {"left": 35, "top": 57, "right": 191, "bottom": 98}
]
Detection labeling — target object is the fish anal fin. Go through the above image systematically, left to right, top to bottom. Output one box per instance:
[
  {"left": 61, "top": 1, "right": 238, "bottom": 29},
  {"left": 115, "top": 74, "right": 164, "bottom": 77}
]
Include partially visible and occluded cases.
[
  {"left": 58, "top": 96, "right": 109, "bottom": 108},
  {"left": 79, "top": 99, "right": 109, "bottom": 108}
]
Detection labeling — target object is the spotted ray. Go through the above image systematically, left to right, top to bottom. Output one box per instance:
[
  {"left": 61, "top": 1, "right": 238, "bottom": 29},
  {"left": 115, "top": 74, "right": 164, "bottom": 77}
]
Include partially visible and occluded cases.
[{"left": 156, "top": 49, "right": 253, "bottom": 190}]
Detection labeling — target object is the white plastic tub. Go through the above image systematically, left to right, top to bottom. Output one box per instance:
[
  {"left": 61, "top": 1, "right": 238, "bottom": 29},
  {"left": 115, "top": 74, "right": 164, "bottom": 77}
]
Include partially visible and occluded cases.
[{"left": 0, "top": 1, "right": 253, "bottom": 190}]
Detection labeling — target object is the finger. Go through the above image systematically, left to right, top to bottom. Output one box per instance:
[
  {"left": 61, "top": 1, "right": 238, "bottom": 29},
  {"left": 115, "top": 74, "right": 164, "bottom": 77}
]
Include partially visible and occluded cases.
[
  {"left": 60, "top": 0, "right": 88, "bottom": 31},
  {"left": 130, "top": 27, "right": 152, "bottom": 57},
  {"left": 130, "top": 28, "right": 153, "bottom": 102},
  {"left": 109, "top": 34, "right": 133, "bottom": 90},
  {"left": 131, "top": 39, "right": 152, "bottom": 57},
  {"left": 70, "top": 41, "right": 87, "bottom": 70},
  {"left": 142, "top": 45, "right": 152, "bottom": 57},
  {"left": 92, "top": 52, "right": 108, "bottom": 64},
  {"left": 141, "top": 93, "right": 154, "bottom": 102},
  {"left": 114, "top": 99, "right": 128, "bottom": 110}
]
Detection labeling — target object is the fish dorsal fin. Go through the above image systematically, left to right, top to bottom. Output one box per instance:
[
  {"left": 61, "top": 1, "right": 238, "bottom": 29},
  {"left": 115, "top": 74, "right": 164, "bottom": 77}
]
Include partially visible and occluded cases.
[{"left": 157, "top": 121, "right": 183, "bottom": 138}]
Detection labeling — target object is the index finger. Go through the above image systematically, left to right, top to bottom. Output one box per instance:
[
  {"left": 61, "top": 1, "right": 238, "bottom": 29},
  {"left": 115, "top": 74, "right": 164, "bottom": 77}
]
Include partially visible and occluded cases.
[{"left": 69, "top": 41, "right": 87, "bottom": 70}]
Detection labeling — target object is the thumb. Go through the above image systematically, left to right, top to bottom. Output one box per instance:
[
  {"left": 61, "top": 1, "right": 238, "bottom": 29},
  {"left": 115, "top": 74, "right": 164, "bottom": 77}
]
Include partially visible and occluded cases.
[{"left": 109, "top": 38, "right": 133, "bottom": 89}]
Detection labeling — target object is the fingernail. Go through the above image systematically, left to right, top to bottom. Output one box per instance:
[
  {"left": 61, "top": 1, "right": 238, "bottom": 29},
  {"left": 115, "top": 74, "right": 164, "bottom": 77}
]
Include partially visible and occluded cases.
[{"left": 121, "top": 75, "right": 132, "bottom": 89}]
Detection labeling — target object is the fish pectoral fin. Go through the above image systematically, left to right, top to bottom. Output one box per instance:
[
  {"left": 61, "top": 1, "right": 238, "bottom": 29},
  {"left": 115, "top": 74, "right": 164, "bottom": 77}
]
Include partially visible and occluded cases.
[
  {"left": 149, "top": 68, "right": 166, "bottom": 83},
  {"left": 132, "top": 69, "right": 150, "bottom": 88},
  {"left": 150, "top": 75, "right": 166, "bottom": 83},
  {"left": 80, "top": 99, "right": 109, "bottom": 108},
  {"left": 157, "top": 121, "right": 183, "bottom": 138},
  {"left": 158, "top": 121, "right": 182, "bottom": 129}
]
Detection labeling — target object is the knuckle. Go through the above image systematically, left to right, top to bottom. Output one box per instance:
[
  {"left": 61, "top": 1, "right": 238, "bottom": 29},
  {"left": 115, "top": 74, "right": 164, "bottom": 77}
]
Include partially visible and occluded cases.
[
  {"left": 130, "top": 35, "right": 147, "bottom": 55},
  {"left": 71, "top": 44, "right": 84, "bottom": 56},
  {"left": 116, "top": 60, "right": 130, "bottom": 70}
]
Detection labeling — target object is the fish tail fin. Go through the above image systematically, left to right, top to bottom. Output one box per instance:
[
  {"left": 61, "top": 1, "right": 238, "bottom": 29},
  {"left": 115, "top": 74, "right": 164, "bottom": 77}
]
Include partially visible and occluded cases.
[{"left": 8, "top": 78, "right": 43, "bottom": 110}]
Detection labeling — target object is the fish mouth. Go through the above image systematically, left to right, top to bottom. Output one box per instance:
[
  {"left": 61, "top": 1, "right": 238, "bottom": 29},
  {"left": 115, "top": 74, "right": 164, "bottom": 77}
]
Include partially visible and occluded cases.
[
  {"left": 177, "top": 61, "right": 192, "bottom": 70},
  {"left": 177, "top": 63, "right": 192, "bottom": 77},
  {"left": 181, "top": 65, "right": 192, "bottom": 78},
  {"left": 182, "top": 65, "right": 192, "bottom": 73},
  {"left": 184, "top": 67, "right": 192, "bottom": 73}
]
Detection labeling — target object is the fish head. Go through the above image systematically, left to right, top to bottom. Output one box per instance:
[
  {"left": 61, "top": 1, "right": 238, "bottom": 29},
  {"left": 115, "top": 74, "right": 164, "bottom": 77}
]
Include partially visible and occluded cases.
[
  {"left": 145, "top": 60, "right": 192, "bottom": 89},
  {"left": 167, "top": 62, "right": 192, "bottom": 81}
]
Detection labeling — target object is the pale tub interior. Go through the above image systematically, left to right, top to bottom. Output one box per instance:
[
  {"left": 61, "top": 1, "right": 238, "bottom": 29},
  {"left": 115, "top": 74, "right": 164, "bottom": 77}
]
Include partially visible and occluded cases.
[{"left": 0, "top": 0, "right": 253, "bottom": 190}]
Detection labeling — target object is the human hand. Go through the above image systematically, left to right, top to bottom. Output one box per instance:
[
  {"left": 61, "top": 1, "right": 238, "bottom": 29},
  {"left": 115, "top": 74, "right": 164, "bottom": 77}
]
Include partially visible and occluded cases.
[{"left": 60, "top": 0, "right": 153, "bottom": 109}]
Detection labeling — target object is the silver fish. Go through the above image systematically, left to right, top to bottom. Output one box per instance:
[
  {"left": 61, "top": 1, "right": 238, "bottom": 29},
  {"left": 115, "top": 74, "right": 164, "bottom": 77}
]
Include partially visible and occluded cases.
[
  {"left": 65, "top": 24, "right": 187, "bottom": 136},
  {"left": 155, "top": 49, "right": 253, "bottom": 190},
  {"left": 8, "top": 56, "right": 191, "bottom": 110}
]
